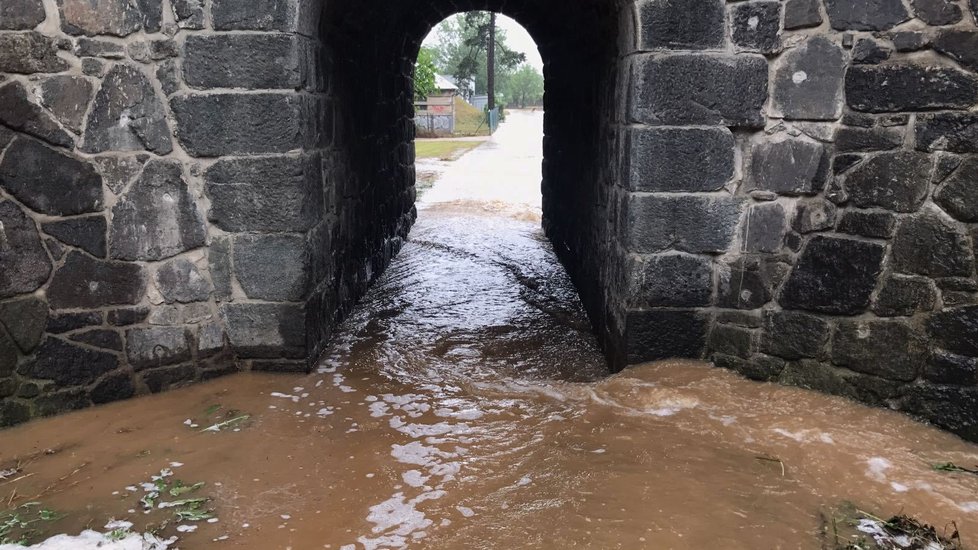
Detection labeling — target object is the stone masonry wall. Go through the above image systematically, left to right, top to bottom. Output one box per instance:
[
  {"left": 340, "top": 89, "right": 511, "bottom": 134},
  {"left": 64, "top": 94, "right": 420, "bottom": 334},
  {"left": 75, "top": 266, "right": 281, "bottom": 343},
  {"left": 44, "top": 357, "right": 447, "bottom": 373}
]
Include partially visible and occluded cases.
[{"left": 619, "top": 0, "right": 978, "bottom": 440}]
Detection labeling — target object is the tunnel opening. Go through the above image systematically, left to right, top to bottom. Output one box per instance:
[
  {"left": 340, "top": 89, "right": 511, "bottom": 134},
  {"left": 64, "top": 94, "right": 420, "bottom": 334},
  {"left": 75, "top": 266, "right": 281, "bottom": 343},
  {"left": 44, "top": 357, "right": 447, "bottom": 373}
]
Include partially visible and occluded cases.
[{"left": 314, "top": 0, "right": 629, "bottom": 369}]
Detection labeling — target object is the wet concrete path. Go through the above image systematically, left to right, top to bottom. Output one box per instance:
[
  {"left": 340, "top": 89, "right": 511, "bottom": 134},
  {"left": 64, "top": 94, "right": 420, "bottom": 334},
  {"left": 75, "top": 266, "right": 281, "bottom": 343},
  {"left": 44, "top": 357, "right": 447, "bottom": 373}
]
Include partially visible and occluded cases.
[{"left": 2, "top": 111, "right": 978, "bottom": 550}]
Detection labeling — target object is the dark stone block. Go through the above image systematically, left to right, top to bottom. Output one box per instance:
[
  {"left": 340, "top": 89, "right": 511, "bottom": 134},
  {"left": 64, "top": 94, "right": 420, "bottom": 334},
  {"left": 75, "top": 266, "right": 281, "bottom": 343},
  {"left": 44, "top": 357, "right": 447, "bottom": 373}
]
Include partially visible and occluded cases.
[
  {"left": 0, "top": 0, "right": 45, "bottom": 29},
  {"left": 57, "top": 0, "right": 147, "bottom": 35},
  {"left": 171, "top": 0, "right": 203, "bottom": 28},
  {"left": 212, "top": 0, "right": 296, "bottom": 30},
  {"left": 638, "top": 0, "right": 725, "bottom": 50},
  {"left": 784, "top": 0, "right": 823, "bottom": 29},
  {"left": 824, "top": 0, "right": 910, "bottom": 30},
  {"left": 912, "top": 0, "right": 962, "bottom": 25},
  {"left": 730, "top": 1, "right": 781, "bottom": 54},
  {"left": 933, "top": 31, "right": 978, "bottom": 73},
  {"left": 0, "top": 32, "right": 69, "bottom": 73},
  {"left": 892, "top": 32, "right": 930, "bottom": 52},
  {"left": 184, "top": 34, "right": 308, "bottom": 90},
  {"left": 74, "top": 37, "right": 125, "bottom": 58},
  {"left": 772, "top": 37, "right": 846, "bottom": 121},
  {"left": 852, "top": 39, "right": 891, "bottom": 64},
  {"left": 630, "top": 54, "right": 768, "bottom": 128},
  {"left": 81, "top": 58, "right": 104, "bottom": 77},
  {"left": 157, "top": 60, "right": 179, "bottom": 96},
  {"left": 81, "top": 64, "right": 172, "bottom": 154},
  {"left": 846, "top": 65, "right": 978, "bottom": 113},
  {"left": 38, "top": 76, "right": 94, "bottom": 135},
  {"left": 0, "top": 81, "right": 74, "bottom": 147},
  {"left": 171, "top": 94, "right": 305, "bottom": 157},
  {"left": 916, "top": 113, "right": 978, "bottom": 153},
  {"left": 625, "top": 127, "right": 734, "bottom": 192},
  {"left": 834, "top": 127, "right": 903, "bottom": 152},
  {"left": 0, "top": 138, "right": 103, "bottom": 216},
  {"left": 751, "top": 138, "right": 828, "bottom": 195},
  {"left": 844, "top": 151, "right": 932, "bottom": 213},
  {"left": 832, "top": 154, "right": 864, "bottom": 175},
  {"left": 935, "top": 154, "right": 963, "bottom": 183},
  {"left": 91, "top": 155, "right": 148, "bottom": 195},
  {"left": 205, "top": 155, "right": 323, "bottom": 232},
  {"left": 935, "top": 158, "right": 978, "bottom": 222},
  {"left": 110, "top": 160, "right": 207, "bottom": 261},
  {"left": 625, "top": 194, "right": 746, "bottom": 254},
  {"left": 793, "top": 200, "right": 836, "bottom": 233},
  {"left": 0, "top": 201, "right": 52, "bottom": 299},
  {"left": 741, "top": 203, "right": 787, "bottom": 253},
  {"left": 837, "top": 210, "right": 896, "bottom": 238},
  {"left": 892, "top": 211, "right": 974, "bottom": 277},
  {"left": 42, "top": 216, "right": 107, "bottom": 258},
  {"left": 234, "top": 234, "right": 309, "bottom": 301},
  {"left": 780, "top": 236, "right": 885, "bottom": 315},
  {"left": 209, "top": 237, "right": 232, "bottom": 301},
  {"left": 47, "top": 251, "right": 145, "bottom": 309},
  {"left": 626, "top": 253, "right": 712, "bottom": 307},
  {"left": 717, "top": 258, "right": 775, "bottom": 309},
  {"left": 154, "top": 259, "right": 212, "bottom": 304},
  {"left": 874, "top": 275, "right": 937, "bottom": 317},
  {"left": 942, "top": 290, "right": 978, "bottom": 307},
  {"left": 0, "top": 296, "right": 46, "bottom": 353},
  {"left": 221, "top": 303, "right": 306, "bottom": 359},
  {"left": 928, "top": 305, "right": 978, "bottom": 356},
  {"left": 107, "top": 307, "right": 149, "bottom": 326},
  {"left": 625, "top": 309, "right": 706, "bottom": 363},
  {"left": 716, "top": 310, "right": 763, "bottom": 328},
  {"left": 761, "top": 310, "right": 830, "bottom": 360},
  {"left": 46, "top": 311, "right": 101, "bottom": 334},
  {"left": 832, "top": 320, "right": 924, "bottom": 381},
  {"left": 708, "top": 324, "right": 754, "bottom": 358},
  {"left": 126, "top": 326, "right": 192, "bottom": 369},
  {"left": 0, "top": 329, "right": 16, "bottom": 377},
  {"left": 69, "top": 329, "right": 123, "bottom": 351},
  {"left": 27, "top": 337, "right": 118, "bottom": 385},
  {"left": 926, "top": 350, "right": 978, "bottom": 385},
  {"left": 716, "top": 353, "right": 785, "bottom": 382},
  {"left": 779, "top": 360, "right": 855, "bottom": 398},
  {"left": 139, "top": 364, "right": 196, "bottom": 393},
  {"left": 91, "top": 370, "right": 135, "bottom": 404},
  {"left": 0, "top": 379, "right": 17, "bottom": 399},
  {"left": 901, "top": 384, "right": 978, "bottom": 441},
  {"left": 34, "top": 388, "right": 91, "bottom": 417},
  {"left": 0, "top": 399, "right": 32, "bottom": 427}
]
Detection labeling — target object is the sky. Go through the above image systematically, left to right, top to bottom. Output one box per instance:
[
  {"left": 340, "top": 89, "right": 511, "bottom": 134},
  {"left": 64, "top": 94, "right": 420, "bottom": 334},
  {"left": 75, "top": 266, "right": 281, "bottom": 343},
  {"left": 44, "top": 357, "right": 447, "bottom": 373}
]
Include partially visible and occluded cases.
[{"left": 423, "top": 14, "right": 544, "bottom": 73}]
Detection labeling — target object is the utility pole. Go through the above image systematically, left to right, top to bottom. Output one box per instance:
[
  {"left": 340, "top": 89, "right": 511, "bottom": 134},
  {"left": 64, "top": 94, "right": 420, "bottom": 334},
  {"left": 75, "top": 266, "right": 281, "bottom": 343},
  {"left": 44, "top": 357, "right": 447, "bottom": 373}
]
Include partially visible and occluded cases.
[{"left": 487, "top": 11, "right": 496, "bottom": 112}]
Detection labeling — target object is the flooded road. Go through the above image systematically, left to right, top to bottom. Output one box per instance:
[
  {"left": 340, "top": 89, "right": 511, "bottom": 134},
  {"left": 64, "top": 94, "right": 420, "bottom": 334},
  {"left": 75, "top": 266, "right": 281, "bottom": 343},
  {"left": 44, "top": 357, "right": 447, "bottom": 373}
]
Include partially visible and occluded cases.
[{"left": 3, "top": 111, "right": 978, "bottom": 549}]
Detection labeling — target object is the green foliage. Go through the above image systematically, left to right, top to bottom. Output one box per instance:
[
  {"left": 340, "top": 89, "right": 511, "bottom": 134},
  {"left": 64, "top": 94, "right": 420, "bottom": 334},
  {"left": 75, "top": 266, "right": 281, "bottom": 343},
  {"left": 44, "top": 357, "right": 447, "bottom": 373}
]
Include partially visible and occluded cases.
[
  {"left": 428, "top": 12, "right": 527, "bottom": 97},
  {"left": 414, "top": 47, "right": 438, "bottom": 101},
  {"left": 505, "top": 64, "right": 544, "bottom": 108}
]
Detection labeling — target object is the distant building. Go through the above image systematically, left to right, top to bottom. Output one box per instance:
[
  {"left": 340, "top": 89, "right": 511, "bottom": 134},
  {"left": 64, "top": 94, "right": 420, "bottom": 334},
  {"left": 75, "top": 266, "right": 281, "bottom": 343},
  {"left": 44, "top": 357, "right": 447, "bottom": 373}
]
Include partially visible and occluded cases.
[{"left": 414, "top": 75, "right": 458, "bottom": 136}]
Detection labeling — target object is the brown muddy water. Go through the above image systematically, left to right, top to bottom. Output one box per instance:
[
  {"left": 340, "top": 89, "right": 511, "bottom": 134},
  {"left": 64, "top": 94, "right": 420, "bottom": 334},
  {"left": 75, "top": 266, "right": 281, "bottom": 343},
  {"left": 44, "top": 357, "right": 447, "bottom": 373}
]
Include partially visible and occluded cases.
[{"left": 3, "top": 111, "right": 978, "bottom": 550}]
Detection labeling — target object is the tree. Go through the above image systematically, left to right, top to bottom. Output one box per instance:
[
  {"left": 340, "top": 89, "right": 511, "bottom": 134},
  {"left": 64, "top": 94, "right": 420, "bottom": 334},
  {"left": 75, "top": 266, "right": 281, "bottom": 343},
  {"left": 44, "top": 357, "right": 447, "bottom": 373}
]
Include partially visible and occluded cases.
[
  {"left": 428, "top": 12, "right": 526, "bottom": 99},
  {"left": 414, "top": 47, "right": 438, "bottom": 101},
  {"left": 506, "top": 65, "right": 544, "bottom": 108}
]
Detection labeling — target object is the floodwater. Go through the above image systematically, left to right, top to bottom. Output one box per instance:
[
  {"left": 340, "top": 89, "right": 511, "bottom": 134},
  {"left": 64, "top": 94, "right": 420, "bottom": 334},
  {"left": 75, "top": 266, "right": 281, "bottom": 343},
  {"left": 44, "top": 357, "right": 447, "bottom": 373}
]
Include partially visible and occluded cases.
[{"left": 3, "top": 111, "right": 978, "bottom": 549}]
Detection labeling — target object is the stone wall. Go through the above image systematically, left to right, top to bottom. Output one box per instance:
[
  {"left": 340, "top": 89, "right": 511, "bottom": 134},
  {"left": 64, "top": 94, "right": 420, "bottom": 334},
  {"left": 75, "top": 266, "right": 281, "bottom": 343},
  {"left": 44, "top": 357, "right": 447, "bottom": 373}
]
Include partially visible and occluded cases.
[{"left": 2, "top": 0, "right": 978, "bottom": 442}]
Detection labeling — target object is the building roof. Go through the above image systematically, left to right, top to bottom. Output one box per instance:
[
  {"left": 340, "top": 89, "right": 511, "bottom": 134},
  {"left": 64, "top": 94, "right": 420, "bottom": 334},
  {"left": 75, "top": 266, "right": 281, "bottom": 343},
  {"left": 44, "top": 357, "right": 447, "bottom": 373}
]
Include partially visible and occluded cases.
[{"left": 435, "top": 74, "right": 458, "bottom": 91}]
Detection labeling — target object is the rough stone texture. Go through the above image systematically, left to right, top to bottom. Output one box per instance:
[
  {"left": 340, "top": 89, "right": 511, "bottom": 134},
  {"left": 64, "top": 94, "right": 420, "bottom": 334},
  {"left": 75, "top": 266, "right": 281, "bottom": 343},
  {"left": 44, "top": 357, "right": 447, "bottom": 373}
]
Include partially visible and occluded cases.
[
  {"left": 0, "top": 0, "right": 46, "bottom": 29},
  {"left": 57, "top": 0, "right": 154, "bottom": 36},
  {"left": 172, "top": 0, "right": 204, "bottom": 29},
  {"left": 212, "top": 0, "right": 297, "bottom": 30},
  {"left": 637, "top": 0, "right": 725, "bottom": 50},
  {"left": 784, "top": 0, "right": 823, "bottom": 29},
  {"left": 824, "top": 0, "right": 910, "bottom": 30},
  {"left": 912, "top": 0, "right": 963, "bottom": 25},
  {"left": 730, "top": 1, "right": 782, "bottom": 54},
  {"left": 934, "top": 31, "right": 978, "bottom": 74},
  {"left": 0, "top": 32, "right": 69, "bottom": 73},
  {"left": 184, "top": 34, "right": 309, "bottom": 90},
  {"left": 772, "top": 38, "right": 845, "bottom": 121},
  {"left": 852, "top": 39, "right": 892, "bottom": 65},
  {"left": 630, "top": 54, "right": 768, "bottom": 128},
  {"left": 81, "top": 64, "right": 172, "bottom": 154},
  {"left": 846, "top": 65, "right": 978, "bottom": 113},
  {"left": 38, "top": 76, "right": 95, "bottom": 134},
  {"left": 0, "top": 81, "right": 74, "bottom": 147},
  {"left": 171, "top": 94, "right": 306, "bottom": 156},
  {"left": 916, "top": 113, "right": 978, "bottom": 153},
  {"left": 626, "top": 127, "right": 734, "bottom": 192},
  {"left": 834, "top": 127, "right": 903, "bottom": 153},
  {"left": 0, "top": 138, "right": 103, "bottom": 216},
  {"left": 751, "top": 138, "right": 828, "bottom": 195},
  {"left": 844, "top": 152, "right": 933, "bottom": 213},
  {"left": 91, "top": 155, "right": 148, "bottom": 195},
  {"left": 205, "top": 155, "right": 322, "bottom": 232},
  {"left": 935, "top": 158, "right": 978, "bottom": 222},
  {"left": 110, "top": 160, "right": 207, "bottom": 261},
  {"left": 625, "top": 194, "right": 745, "bottom": 254},
  {"left": 793, "top": 200, "right": 837, "bottom": 233},
  {"left": 0, "top": 201, "right": 52, "bottom": 299},
  {"left": 741, "top": 203, "right": 787, "bottom": 253},
  {"left": 838, "top": 210, "right": 897, "bottom": 238},
  {"left": 892, "top": 211, "right": 975, "bottom": 277},
  {"left": 41, "top": 216, "right": 107, "bottom": 257},
  {"left": 234, "top": 234, "right": 309, "bottom": 301},
  {"left": 780, "top": 236, "right": 886, "bottom": 314},
  {"left": 209, "top": 237, "right": 233, "bottom": 300},
  {"left": 47, "top": 251, "right": 145, "bottom": 309},
  {"left": 625, "top": 253, "right": 712, "bottom": 307},
  {"left": 717, "top": 258, "right": 776, "bottom": 309},
  {"left": 154, "top": 259, "right": 212, "bottom": 303},
  {"left": 874, "top": 275, "right": 938, "bottom": 317},
  {"left": 0, "top": 297, "right": 47, "bottom": 353},
  {"left": 221, "top": 303, "right": 306, "bottom": 359},
  {"left": 928, "top": 306, "right": 978, "bottom": 356},
  {"left": 626, "top": 310, "right": 706, "bottom": 363},
  {"left": 761, "top": 310, "right": 830, "bottom": 360},
  {"left": 46, "top": 311, "right": 102, "bottom": 334},
  {"left": 832, "top": 320, "right": 924, "bottom": 381},
  {"left": 126, "top": 326, "right": 191, "bottom": 368},
  {"left": 69, "top": 329, "right": 123, "bottom": 351},
  {"left": 26, "top": 337, "right": 118, "bottom": 386},
  {"left": 926, "top": 350, "right": 978, "bottom": 387},
  {"left": 91, "top": 371, "right": 135, "bottom": 404}
]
